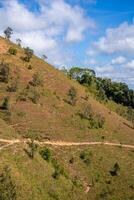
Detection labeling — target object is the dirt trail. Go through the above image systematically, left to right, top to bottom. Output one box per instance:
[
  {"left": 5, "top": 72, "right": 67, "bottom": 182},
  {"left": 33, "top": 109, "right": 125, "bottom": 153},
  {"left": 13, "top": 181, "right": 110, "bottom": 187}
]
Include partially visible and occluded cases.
[{"left": 0, "top": 139, "right": 134, "bottom": 150}]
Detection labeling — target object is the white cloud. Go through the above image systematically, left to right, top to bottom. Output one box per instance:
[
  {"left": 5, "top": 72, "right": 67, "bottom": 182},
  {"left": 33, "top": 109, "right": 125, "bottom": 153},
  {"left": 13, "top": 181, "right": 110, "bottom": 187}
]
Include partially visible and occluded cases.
[
  {"left": 0, "top": 0, "right": 95, "bottom": 66},
  {"left": 92, "top": 22, "right": 134, "bottom": 54},
  {"left": 87, "top": 49, "right": 96, "bottom": 56},
  {"left": 111, "top": 56, "right": 126, "bottom": 65},
  {"left": 85, "top": 58, "right": 97, "bottom": 65},
  {"left": 125, "top": 60, "right": 134, "bottom": 70},
  {"left": 95, "top": 64, "right": 114, "bottom": 74}
]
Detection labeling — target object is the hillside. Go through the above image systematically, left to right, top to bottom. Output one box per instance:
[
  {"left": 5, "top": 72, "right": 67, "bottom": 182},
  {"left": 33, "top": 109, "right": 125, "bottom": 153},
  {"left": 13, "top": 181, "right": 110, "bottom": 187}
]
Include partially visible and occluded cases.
[{"left": 0, "top": 37, "right": 134, "bottom": 200}]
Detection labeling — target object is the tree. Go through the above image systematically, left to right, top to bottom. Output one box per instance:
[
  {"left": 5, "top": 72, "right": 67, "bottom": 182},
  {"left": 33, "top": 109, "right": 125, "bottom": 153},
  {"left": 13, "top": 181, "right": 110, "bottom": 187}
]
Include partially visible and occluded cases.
[
  {"left": 4, "top": 27, "right": 13, "bottom": 40},
  {"left": 16, "top": 38, "right": 22, "bottom": 46},
  {"left": 24, "top": 47, "right": 34, "bottom": 62},
  {"left": 42, "top": 54, "right": 47, "bottom": 60},
  {"left": 67, "top": 87, "right": 77, "bottom": 106},
  {"left": 0, "top": 166, "right": 17, "bottom": 200}
]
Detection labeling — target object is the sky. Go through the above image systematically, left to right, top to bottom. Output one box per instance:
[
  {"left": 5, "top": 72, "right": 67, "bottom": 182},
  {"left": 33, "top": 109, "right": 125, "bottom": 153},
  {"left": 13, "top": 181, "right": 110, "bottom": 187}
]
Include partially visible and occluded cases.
[{"left": 0, "top": 0, "right": 134, "bottom": 89}]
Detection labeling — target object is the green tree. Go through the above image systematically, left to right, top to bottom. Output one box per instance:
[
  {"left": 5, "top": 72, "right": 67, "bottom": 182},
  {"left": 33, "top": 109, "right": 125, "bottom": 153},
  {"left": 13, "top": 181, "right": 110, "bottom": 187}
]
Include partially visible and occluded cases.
[{"left": 4, "top": 27, "right": 13, "bottom": 40}]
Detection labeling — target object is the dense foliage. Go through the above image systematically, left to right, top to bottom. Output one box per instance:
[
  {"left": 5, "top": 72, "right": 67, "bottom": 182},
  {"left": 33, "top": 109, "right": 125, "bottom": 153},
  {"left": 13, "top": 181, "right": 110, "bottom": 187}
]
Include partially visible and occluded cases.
[{"left": 64, "top": 67, "right": 134, "bottom": 109}]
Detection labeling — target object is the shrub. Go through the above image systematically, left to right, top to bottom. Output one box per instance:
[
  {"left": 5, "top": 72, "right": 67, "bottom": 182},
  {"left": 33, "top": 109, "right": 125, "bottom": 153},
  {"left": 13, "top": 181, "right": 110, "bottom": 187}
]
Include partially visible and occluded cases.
[
  {"left": 8, "top": 47, "right": 17, "bottom": 55},
  {"left": 23, "top": 47, "right": 34, "bottom": 62},
  {"left": 0, "top": 62, "right": 10, "bottom": 83},
  {"left": 27, "top": 65, "right": 32, "bottom": 70},
  {"left": 30, "top": 72, "right": 44, "bottom": 87},
  {"left": 7, "top": 79, "right": 18, "bottom": 92},
  {"left": 18, "top": 86, "right": 40, "bottom": 104},
  {"left": 67, "top": 86, "right": 77, "bottom": 106},
  {"left": 97, "top": 87, "right": 107, "bottom": 101},
  {"left": 28, "top": 88, "right": 40, "bottom": 104},
  {"left": 17, "top": 89, "right": 27, "bottom": 101},
  {"left": 1, "top": 97, "right": 10, "bottom": 110},
  {"left": 80, "top": 103, "right": 93, "bottom": 120},
  {"left": 80, "top": 104, "right": 105, "bottom": 129},
  {"left": 17, "top": 111, "right": 26, "bottom": 118},
  {"left": 90, "top": 114, "right": 105, "bottom": 129},
  {"left": 25, "top": 139, "right": 38, "bottom": 159},
  {"left": 40, "top": 148, "right": 52, "bottom": 162},
  {"left": 80, "top": 149, "right": 92, "bottom": 165},
  {"left": 69, "top": 157, "right": 74, "bottom": 164},
  {"left": 52, "top": 159, "right": 68, "bottom": 179},
  {"left": 110, "top": 162, "right": 120, "bottom": 176},
  {"left": 0, "top": 166, "right": 17, "bottom": 200},
  {"left": 72, "top": 176, "right": 83, "bottom": 188},
  {"left": 48, "top": 190, "right": 59, "bottom": 200}
]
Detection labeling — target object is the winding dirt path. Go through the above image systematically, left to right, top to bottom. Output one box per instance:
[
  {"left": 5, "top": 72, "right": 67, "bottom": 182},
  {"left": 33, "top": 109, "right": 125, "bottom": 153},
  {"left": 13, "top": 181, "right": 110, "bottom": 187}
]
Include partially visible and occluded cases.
[{"left": 0, "top": 138, "right": 134, "bottom": 150}]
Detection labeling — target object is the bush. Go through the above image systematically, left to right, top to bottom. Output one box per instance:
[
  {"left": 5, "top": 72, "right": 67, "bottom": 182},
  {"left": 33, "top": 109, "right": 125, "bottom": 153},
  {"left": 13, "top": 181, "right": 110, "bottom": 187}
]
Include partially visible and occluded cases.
[
  {"left": 8, "top": 47, "right": 17, "bottom": 55},
  {"left": 23, "top": 47, "right": 34, "bottom": 62},
  {"left": 0, "top": 62, "right": 10, "bottom": 83},
  {"left": 27, "top": 65, "right": 32, "bottom": 70},
  {"left": 29, "top": 72, "right": 44, "bottom": 87},
  {"left": 7, "top": 79, "right": 18, "bottom": 92},
  {"left": 18, "top": 86, "right": 40, "bottom": 104},
  {"left": 67, "top": 87, "right": 77, "bottom": 106},
  {"left": 28, "top": 88, "right": 40, "bottom": 104},
  {"left": 17, "top": 89, "right": 27, "bottom": 101},
  {"left": 1, "top": 97, "right": 10, "bottom": 110},
  {"left": 80, "top": 103, "right": 93, "bottom": 120},
  {"left": 80, "top": 104, "right": 105, "bottom": 129},
  {"left": 17, "top": 111, "right": 26, "bottom": 118},
  {"left": 89, "top": 114, "right": 105, "bottom": 129},
  {"left": 25, "top": 139, "right": 38, "bottom": 159},
  {"left": 39, "top": 148, "right": 52, "bottom": 162},
  {"left": 80, "top": 149, "right": 92, "bottom": 165},
  {"left": 52, "top": 159, "right": 68, "bottom": 179},
  {"left": 110, "top": 162, "right": 120, "bottom": 176},
  {"left": 0, "top": 166, "right": 17, "bottom": 200},
  {"left": 72, "top": 176, "right": 83, "bottom": 188}
]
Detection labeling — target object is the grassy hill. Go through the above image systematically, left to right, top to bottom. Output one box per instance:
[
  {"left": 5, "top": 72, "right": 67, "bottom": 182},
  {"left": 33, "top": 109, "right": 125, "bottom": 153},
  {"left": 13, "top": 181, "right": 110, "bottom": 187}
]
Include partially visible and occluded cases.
[{"left": 0, "top": 37, "right": 133, "bottom": 200}]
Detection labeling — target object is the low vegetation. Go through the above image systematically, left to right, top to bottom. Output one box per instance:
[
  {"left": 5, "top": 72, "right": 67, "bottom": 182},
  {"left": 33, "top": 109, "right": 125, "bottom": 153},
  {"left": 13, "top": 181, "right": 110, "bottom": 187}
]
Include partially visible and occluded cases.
[
  {"left": 8, "top": 47, "right": 17, "bottom": 55},
  {"left": 0, "top": 61, "right": 10, "bottom": 83},
  {"left": 67, "top": 86, "right": 77, "bottom": 106},
  {"left": 0, "top": 166, "right": 16, "bottom": 200}
]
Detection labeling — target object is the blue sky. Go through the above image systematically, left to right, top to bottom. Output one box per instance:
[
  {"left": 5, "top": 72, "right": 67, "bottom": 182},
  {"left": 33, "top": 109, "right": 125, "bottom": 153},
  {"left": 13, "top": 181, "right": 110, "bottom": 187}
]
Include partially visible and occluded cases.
[{"left": 0, "top": 0, "right": 134, "bottom": 88}]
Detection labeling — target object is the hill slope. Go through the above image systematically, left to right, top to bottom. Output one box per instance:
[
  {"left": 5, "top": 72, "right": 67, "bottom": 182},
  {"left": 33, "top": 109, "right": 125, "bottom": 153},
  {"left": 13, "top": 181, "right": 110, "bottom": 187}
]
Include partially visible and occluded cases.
[{"left": 0, "top": 37, "right": 133, "bottom": 200}]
